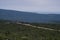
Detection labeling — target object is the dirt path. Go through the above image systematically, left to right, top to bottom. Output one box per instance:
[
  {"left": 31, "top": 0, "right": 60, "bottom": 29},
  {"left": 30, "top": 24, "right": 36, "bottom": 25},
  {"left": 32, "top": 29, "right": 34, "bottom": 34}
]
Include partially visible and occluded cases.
[{"left": 17, "top": 23, "right": 60, "bottom": 32}]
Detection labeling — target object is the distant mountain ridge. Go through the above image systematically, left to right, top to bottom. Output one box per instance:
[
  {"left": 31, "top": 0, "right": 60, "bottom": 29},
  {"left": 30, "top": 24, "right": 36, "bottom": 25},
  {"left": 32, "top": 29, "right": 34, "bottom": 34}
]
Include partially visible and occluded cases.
[{"left": 0, "top": 9, "right": 60, "bottom": 23}]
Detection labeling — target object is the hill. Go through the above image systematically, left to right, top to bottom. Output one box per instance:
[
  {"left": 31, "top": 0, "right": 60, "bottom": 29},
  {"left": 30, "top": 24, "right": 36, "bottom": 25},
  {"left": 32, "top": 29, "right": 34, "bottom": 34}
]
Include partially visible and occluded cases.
[
  {"left": 0, "top": 9, "right": 60, "bottom": 23},
  {"left": 0, "top": 20, "right": 60, "bottom": 40}
]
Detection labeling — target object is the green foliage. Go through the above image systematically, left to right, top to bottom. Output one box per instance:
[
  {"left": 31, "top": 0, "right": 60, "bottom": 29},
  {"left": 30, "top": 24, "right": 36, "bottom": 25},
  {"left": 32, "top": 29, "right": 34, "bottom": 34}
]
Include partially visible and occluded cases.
[
  {"left": 0, "top": 20, "right": 60, "bottom": 40},
  {"left": 30, "top": 23, "right": 60, "bottom": 30}
]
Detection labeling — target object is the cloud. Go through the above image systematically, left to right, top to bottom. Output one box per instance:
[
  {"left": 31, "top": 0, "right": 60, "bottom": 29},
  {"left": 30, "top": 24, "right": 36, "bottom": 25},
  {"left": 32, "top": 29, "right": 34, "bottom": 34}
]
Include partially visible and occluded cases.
[{"left": 0, "top": 0, "right": 60, "bottom": 13}]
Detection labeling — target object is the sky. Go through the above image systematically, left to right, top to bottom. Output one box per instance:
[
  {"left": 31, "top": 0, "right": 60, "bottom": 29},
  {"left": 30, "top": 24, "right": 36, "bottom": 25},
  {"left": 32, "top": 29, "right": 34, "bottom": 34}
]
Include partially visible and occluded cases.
[{"left": 0, "top": 0, "right": 60, "bottom": 13}]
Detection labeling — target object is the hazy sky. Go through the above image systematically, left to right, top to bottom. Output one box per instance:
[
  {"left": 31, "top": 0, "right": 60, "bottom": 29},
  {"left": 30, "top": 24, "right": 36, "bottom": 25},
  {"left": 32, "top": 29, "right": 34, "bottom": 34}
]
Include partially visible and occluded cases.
[{"left": 0, "top": 0, "right": 60, "bottom": 13}]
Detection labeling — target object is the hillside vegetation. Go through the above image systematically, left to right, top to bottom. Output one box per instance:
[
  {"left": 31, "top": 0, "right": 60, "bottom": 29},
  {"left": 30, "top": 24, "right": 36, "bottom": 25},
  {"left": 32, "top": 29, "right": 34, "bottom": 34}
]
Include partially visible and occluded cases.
[
  {"left": 0, "top": 20, "right": 60, "bottom": 40},
  {"left": 30, "top": 23, "right": 60, "bottom": 30}
]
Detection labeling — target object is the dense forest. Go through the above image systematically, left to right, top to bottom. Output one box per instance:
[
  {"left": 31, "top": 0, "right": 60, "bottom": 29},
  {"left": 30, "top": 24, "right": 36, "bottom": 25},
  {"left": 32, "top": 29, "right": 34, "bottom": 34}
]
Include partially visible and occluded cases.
[{"left": 0, "top": 20, "right": 60, "bottom": 40}]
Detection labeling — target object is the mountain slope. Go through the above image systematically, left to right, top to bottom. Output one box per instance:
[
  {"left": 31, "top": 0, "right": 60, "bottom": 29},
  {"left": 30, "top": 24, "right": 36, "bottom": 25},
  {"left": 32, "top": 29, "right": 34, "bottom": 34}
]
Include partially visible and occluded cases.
[
  {"left": 0, "top": 9, "right": 60, "bottom": 23},
  {"left": 0, "top": 20, "right": 60, "bottom": 40}
]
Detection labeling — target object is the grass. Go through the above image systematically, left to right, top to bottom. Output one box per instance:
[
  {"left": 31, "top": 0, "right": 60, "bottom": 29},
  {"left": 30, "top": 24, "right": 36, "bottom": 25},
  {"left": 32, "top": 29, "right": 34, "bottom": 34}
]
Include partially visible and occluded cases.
[{"left": 0, "top": 20, "right": 60, "bottom": 40}]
